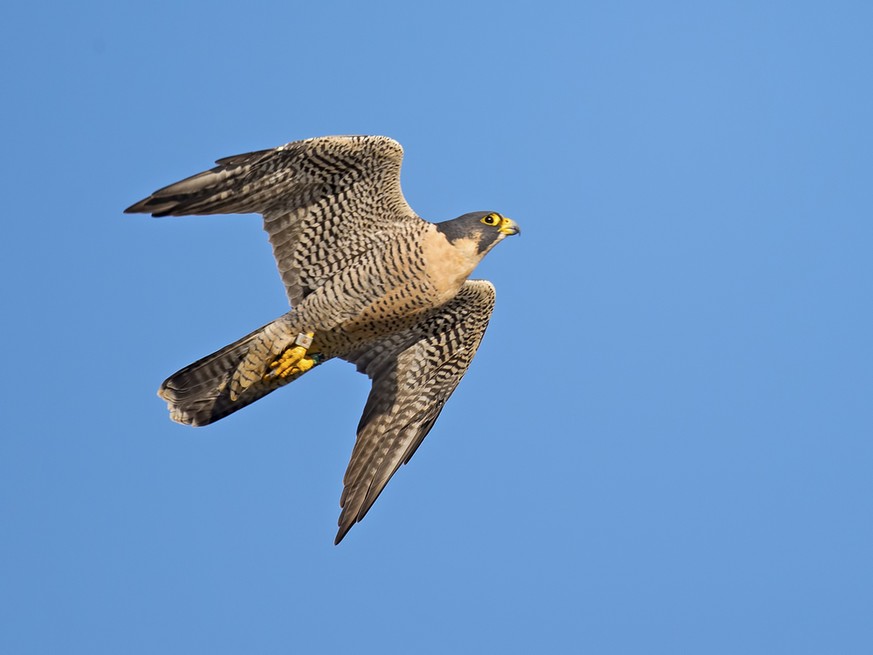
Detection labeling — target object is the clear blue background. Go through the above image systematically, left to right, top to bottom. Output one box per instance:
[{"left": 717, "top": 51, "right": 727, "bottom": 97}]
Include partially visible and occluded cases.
[{"left": 2, "top": 1, "right": 871, "bottom": 653}]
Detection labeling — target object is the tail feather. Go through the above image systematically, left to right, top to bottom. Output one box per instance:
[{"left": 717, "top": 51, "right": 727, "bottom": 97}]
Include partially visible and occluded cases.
[{"left": 159, "top": 317, "right": 309, "bottom": 426}]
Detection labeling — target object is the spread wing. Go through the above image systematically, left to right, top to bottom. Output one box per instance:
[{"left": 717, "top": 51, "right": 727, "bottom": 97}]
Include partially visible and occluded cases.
[
  {"left": 125, "top": 135, "right": 420, "bottom": 305},
  {"left": 335, "top": 280, "right": 497, "bottom": 544}
]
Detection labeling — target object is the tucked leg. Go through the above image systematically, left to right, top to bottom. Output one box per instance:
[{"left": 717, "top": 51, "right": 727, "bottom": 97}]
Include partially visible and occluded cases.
[{"left": 264, "top": 332, "right": 321, "bottom": 380}]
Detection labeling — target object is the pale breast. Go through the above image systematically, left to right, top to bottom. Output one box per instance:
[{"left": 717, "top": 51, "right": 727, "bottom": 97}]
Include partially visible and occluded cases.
[{"left": 419, "top": 225, "right": 484, "bottom": 305}]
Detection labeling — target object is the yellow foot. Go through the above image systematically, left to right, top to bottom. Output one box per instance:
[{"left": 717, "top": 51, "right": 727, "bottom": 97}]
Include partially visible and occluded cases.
[{"left": 264, "top": 332, "right": 319, "bottom": 381}]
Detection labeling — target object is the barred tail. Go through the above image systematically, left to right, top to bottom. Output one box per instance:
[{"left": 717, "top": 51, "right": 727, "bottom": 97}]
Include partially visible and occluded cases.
[{"left": 158, "top": 315, "right": 312, "bottom": 426}]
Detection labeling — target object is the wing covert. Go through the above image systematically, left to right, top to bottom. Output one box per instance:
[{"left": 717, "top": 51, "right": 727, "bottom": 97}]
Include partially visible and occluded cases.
[
  {"left": 125, "top": 135, "right": 421, "bottom": 305},
  {"left": 334, "top": 280, "right": 497, "bottom": 544}
]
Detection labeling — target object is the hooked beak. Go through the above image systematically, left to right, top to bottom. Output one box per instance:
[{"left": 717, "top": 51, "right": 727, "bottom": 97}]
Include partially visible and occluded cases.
[{"left": 498, "top": 216, "right": 521, "bottom": 236}]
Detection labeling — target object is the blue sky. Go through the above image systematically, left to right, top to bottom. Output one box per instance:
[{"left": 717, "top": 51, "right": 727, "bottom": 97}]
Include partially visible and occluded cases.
[{"left": 2, "top": 1, "right": 871, "bottom": 653}]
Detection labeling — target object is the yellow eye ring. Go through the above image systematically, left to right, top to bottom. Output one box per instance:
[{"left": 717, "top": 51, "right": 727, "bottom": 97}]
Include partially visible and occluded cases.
[{"left": 481, "top": 213, "right": 501, "bottom": 226}]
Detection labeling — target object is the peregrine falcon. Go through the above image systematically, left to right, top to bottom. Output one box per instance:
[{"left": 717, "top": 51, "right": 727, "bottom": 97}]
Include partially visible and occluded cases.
[{"left": 125, "top": 135, "right": 520, "bottom": 543}]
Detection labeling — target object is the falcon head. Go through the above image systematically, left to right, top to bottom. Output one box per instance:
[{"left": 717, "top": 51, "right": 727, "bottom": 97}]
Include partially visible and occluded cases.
[{"left": 435, "top": 211, "right": 521, "bottom": 256}]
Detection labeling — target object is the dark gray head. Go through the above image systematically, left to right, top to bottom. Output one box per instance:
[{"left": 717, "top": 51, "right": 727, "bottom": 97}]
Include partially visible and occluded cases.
[{"left": 435, "top": 211, "right": 521, "bottom": 255}]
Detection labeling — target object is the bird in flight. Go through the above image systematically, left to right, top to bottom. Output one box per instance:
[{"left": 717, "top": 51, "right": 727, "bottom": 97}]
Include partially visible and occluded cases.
[{"left": 126, "top": 135, "right": 520, "bottom": 543}]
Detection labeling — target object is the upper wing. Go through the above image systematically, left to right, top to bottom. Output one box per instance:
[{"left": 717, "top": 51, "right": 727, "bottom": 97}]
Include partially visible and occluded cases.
[
  {"left": 125, "top": 135, "right": 420, "bottom": 305},
  {"left": 335, "top": 280, "right": 497, "bottom": 544}
]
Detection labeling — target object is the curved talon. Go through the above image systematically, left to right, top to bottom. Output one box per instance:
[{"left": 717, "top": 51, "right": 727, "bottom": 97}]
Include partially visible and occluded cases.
[{"left": 264, "top": 332, "right": 318, "bottom": 381}]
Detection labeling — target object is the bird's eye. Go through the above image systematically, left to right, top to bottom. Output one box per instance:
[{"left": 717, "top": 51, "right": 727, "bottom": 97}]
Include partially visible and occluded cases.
[{"left": 481, "top": 213, "right": 501, "bottom": 226}]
